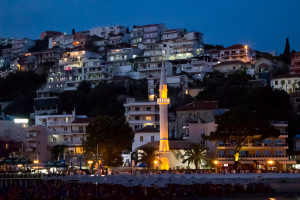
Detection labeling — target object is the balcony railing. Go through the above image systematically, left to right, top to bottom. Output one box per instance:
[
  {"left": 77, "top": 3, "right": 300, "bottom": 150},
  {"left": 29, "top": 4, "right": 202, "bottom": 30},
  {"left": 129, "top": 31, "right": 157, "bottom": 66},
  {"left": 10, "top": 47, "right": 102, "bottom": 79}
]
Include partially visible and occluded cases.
[
  {"left": 218, "top": 143, "right": 288, "bottom": 147},
  {"left": 218, "top": 154, "right": 289, "bottom": 158}
]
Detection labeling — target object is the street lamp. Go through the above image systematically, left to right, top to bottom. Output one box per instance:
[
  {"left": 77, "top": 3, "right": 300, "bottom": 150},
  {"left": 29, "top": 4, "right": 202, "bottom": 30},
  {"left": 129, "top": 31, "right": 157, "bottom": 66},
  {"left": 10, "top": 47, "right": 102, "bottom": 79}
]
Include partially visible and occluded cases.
[
  {"left": 33, "top": 160, "right": 39, "bottom": 164},
  {"left": 88, "top": 160, "right": 93, "bottom": 165},
  {"left": 153, "top": 160, "right": 158, "bottom": 164},
  {"left": 213, "top": 160, "right": 219, "bottom": 173},
  {"left": 267, "top": 160, "right": 274, "bottom": 165}
]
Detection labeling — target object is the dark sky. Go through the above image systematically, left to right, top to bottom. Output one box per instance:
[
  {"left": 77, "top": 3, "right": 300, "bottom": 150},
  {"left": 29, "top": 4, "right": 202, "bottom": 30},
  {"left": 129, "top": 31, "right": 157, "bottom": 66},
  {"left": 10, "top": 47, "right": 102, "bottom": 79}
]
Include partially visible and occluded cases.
[{"left": 0, "top": 0, "right": 299, "bottom": 54}]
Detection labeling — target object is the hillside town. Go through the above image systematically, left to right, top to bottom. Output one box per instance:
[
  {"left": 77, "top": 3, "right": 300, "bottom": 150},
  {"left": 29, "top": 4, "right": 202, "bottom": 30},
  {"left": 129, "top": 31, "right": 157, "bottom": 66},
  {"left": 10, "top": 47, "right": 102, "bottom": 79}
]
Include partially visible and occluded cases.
[{"left": 0, "top": 23, "right": 300, "bottom": 174}]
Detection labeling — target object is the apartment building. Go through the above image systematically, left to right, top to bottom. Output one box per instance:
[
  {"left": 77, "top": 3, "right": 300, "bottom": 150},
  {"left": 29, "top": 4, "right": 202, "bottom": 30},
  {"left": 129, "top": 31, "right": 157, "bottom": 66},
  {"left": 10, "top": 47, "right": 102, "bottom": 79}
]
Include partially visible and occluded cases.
[
  {"left": 131, "top": 23, "right": 167, "bottom": 49},
  {"left": 90, "top": 25, "right": 127, "bottom": 39},
  {"left": 162, "top": 29, "right": 204, "bottom": 60},
  {"left": 72, "top": 33, "right": 91, "bottom": 48},
  {"left": 48, "top": 34, "right": 73, "bottom": 49},
  {"left": 0, "top": 37, "right": 13, "bottom": 46},
  {"left": 11, "top": 38, "right": 35, "bottom": 54},
  {"left": 220, "top": 44, "right": 255, "bottom": 63},
  {"left": 59, "top": 49, "right": 101, "bottom": 70},
  {"left": 290, "top": 52, "right": 300, "bottom": 74},
  {"left": 180, "top": 57, "right": 217, "bottom": 80},
  {"left": 147, "top": 74, "right": 189, "bottom": 100},
  {"left": 124, "top": 98, "right": 159, "bottom": 131},
  {"left": 174, "top": 101, "right": 228, "bottom": 139},
  {"left": 35, "top": 111, "right": 92, "bottom": 166},
  {"left": 215, "top": 121, "right": 295, "bottom": 170},
  {"left": 24, "top": 126, "right": 49, "bottom": 163}
]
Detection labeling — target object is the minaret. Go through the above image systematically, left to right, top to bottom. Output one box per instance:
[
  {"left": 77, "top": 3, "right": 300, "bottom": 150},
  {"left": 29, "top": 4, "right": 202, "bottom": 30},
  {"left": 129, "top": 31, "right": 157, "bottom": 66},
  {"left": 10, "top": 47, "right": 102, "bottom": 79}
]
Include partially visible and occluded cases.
[{"left": 157, "top": 65, "right": 170, "bottom": 170}]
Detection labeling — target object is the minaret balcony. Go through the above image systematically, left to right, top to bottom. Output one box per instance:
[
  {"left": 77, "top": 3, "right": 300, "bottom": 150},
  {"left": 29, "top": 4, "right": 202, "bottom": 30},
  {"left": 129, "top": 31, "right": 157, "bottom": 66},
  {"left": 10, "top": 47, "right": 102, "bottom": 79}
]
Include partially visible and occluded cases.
[{"left": 157, "top": 98, "right": 170, "bottom": 104}]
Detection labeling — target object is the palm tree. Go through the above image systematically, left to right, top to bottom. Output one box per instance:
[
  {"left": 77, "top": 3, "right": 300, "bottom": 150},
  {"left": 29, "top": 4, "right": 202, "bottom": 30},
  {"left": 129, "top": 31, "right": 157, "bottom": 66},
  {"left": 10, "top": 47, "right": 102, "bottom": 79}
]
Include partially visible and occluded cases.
[
  {"left": 181, "top": 143, "right": 209, "bottom": 169},
  {"left": 138, "top": 146, "right": 160, "bottom": 170}
]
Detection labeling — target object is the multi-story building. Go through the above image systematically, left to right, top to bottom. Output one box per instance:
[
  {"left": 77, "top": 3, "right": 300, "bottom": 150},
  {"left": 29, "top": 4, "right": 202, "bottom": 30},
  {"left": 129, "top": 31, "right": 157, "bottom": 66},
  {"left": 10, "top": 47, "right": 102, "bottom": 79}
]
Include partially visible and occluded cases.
[
  {"left": 131, "top": 24, "right": 167, "bottom": 48},
  {"left": 90, "top": 25, "right": 127, "bottom": 39},
  {"left": 162, "top": 29, "right": 204, "bottom": 60},
  {"left": 40, "top": 31, "right": 63, "bottom": 40},
  {"left": 72, "top": 33, "right": 91, "bottom": 48},
  {"left": 48, "top": 34, "right": 73, "bottom": 49},
  {"left": 0, "top": 37, "right": 13, "bottom": 46},
  {"left": 11, "top": 38, "right": 35, "bottom": 54},
  {"left": 220, "top": 44, "right": 255, "bottom": 63},
  {"left": 107, "top": 47, "right": 143, "bottom": 66},
  {"left": 59, "top": 49, "right": 101, "bottom": 70},
  {"left": 290, "top": 52, "right": 300, "bottom": 74},
  {"left": 180, "top": 57, "right": 217, "bottom": 80},
  {"left": 147, "top": 74, "right": 189, "bottom": 100},
  {"left": 270, "top": 74, "right": 300, "bottom": 94},
  {"left": 290, "top": 92, "right": 300, "bottom": 114},
  {"left": 124, "top": 97, "right": 160, "bottom": 131},
  {"left": 173, "top": 101, "right": 228, "bottom": 139},
  {"left": 35, "top": 111, "right": 92, "bottom": 166},
  {"left": 215, "top": 121, "right": 295, "bottom": 170},
  {"left": 25, "top": 126, "right": 49, "bottom": 163}
]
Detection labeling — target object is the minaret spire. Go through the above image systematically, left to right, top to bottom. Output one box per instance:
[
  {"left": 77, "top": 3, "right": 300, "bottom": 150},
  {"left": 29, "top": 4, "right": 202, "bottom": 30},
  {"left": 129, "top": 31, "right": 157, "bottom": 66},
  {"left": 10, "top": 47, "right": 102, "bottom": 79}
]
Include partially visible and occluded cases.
[{"left": 157, "top": 65, "right": 170, "bottom": 170}]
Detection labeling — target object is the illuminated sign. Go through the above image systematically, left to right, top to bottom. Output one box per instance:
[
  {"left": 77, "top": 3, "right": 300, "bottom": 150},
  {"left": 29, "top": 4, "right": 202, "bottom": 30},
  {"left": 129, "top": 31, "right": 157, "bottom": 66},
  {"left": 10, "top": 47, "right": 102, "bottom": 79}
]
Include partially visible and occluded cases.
[{"left": 14, "top": 119, "right": 29, "bottom": 124}]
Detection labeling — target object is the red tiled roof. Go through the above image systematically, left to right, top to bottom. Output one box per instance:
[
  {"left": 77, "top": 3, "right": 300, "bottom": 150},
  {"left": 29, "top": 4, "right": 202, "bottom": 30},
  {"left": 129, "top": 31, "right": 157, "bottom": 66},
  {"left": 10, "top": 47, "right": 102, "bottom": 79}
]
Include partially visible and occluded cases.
[
  {"left": 223, "top": 44, "right": 246, "bottom": 50},
  {"left": 271, "top": 73, "right": 300, "bottom": 80},
  {"left": 175, "top": 101, "right": 219, "bottom": 111},
  {"left": 72, "top": 118, "right": 94, "bottom": 124},
  {"left": 135, "top": 125, "right": 159, "bottom": 133},
  {"left": 137, "top": 140, "right": 194, "bottom": 150}
]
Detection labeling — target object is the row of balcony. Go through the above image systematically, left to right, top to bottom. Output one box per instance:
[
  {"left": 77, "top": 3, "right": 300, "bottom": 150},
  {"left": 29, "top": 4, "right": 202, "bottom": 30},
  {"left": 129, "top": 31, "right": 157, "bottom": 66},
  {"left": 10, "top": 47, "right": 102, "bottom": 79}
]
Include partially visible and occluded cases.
[
  {"left": 124, "top": 111, "right": 159, "bottom": 116},
  {"left": 218, "top": 143, "right": 288, "bottom": 147},
  {"left": 218, "top": 154, "right": 288, "bottom": 158}
]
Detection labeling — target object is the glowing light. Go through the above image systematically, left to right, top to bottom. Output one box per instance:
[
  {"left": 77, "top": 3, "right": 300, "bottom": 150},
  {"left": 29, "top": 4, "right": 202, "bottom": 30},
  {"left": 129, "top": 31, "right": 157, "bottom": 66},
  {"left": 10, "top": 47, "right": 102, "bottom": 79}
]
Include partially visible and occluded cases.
[
  {"left": 244, "top": 45, "right": 248, "bottom": 49},
  {"left": 14, "top": 119, "right": 28, "bottom": 124},
  {"left": 33, "top": 160, "right": 39, "bottom": 164},
  {"left": 88, "top": 160, "right": 93, "bottom": 164},
  {"left": 154, "top": 160, "right": 158, "bottom": 164},
  {"left": 213, "top": 160, "right": 218, "bottom": 165},
  {"left": 268, "top": 160, "right": 274, "bottom": 165},
  {"left": 17, "top": 164, "right": 23, "bottom": 167}
]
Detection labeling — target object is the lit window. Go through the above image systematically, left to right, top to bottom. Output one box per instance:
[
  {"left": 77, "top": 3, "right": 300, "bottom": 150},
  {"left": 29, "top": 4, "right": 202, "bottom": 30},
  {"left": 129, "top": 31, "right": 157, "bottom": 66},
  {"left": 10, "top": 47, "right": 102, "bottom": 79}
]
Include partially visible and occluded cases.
[{"left": 146, "top": 116, "right": 151, "bottom": 121}]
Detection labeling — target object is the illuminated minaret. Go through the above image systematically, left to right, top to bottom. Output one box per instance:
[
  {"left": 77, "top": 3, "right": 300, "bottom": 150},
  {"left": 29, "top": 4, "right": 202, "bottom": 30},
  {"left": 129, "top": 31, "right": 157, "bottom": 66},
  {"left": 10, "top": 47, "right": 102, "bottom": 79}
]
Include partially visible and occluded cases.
[{"left": 157, "top": 65, "right": 170, "bottom": 170}]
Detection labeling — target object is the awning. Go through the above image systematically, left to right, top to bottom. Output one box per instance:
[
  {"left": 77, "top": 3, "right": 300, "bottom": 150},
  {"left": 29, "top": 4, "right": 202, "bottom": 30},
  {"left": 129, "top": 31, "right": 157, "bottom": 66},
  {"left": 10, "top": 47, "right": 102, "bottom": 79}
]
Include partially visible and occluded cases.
[
  {"left": 278, "top": 160, "right": 297, "bottom": 164},
  {"left": 217, "top": 161, "right": 234, "bottom": 165}
]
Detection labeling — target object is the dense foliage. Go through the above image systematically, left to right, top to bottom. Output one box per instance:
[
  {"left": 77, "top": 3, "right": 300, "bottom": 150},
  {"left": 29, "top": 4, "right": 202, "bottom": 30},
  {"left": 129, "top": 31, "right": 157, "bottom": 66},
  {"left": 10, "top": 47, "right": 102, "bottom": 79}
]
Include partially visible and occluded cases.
[
  {"left": 0, "top": 71, "right": 46, "bottom": 117},
  {"left": 58, "top": 79, "right": 148, "bottom": 117},
  {"left": 83, "top": 116, "right": 134, "bottom": 167},
  {"left": 181, "top": 144, "right": 209, "bottom": 169},
  {"left": 138, "top": 146, "right": 161, "bottom": 170}
]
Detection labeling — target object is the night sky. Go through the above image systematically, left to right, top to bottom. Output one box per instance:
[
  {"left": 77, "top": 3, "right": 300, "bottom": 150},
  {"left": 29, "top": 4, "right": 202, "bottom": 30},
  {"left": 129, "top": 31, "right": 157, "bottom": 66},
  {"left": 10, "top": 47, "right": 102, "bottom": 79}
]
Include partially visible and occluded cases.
[{"left": 0, "top": 0, "right": 299, "bottom": 53}]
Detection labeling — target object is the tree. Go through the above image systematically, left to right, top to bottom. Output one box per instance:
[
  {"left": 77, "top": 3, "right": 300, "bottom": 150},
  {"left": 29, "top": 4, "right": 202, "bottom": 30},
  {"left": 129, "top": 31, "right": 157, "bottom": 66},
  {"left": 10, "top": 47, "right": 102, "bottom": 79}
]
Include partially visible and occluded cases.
[
  {"left": 72, "top": 28, "right": 75, "bottom": 35},
  {"left": 282, "top": 38, "right": 291, "bottom": 64},
  {"left": 208, "top": 108, "right": 280, "bottom": 169},
  {"left": 83, "top": 116, "right": 134, "bottom": 167},
  {"left": 180, "top": 143, "right": 209, "bottom": 169},
  {"left": 51, "top": 145, "right": 67, "bottom": 161},
  {"left": 138, "top": 146, "right": 161, "bottom": 170}
]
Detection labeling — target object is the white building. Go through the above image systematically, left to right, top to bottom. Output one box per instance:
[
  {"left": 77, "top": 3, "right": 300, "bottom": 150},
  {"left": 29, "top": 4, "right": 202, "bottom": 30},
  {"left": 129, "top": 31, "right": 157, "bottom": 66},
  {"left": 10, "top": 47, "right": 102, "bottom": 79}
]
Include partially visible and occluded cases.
[
  {"left": 90, "top": 25, "right": 127, "bottom": 39},
  {"left": 162, "top": 29, "right": 204, "bottom": 60},
  {"left": 48, "top": 34, "right": 73, "bottom": 49},
  {"left": 11, "top": 38, "right": 35, "bottom": 54},
  {"left": 220, "top": 44, "right": 255, "bottom": 63},
  {"left": 180, "top": 57, "right": 217, "bottom": 80},
  {"left": 270, "top": 74, "right": 300, "bottom": 94},
  {"left": 124, "top": 98, "right": 159, "bottom": 131},
  {"left": 35, "top": 111, "right": 92, "bottom": 166},
  {"left": 132, "top": 125, "right": 160, "bottom": 151}
]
